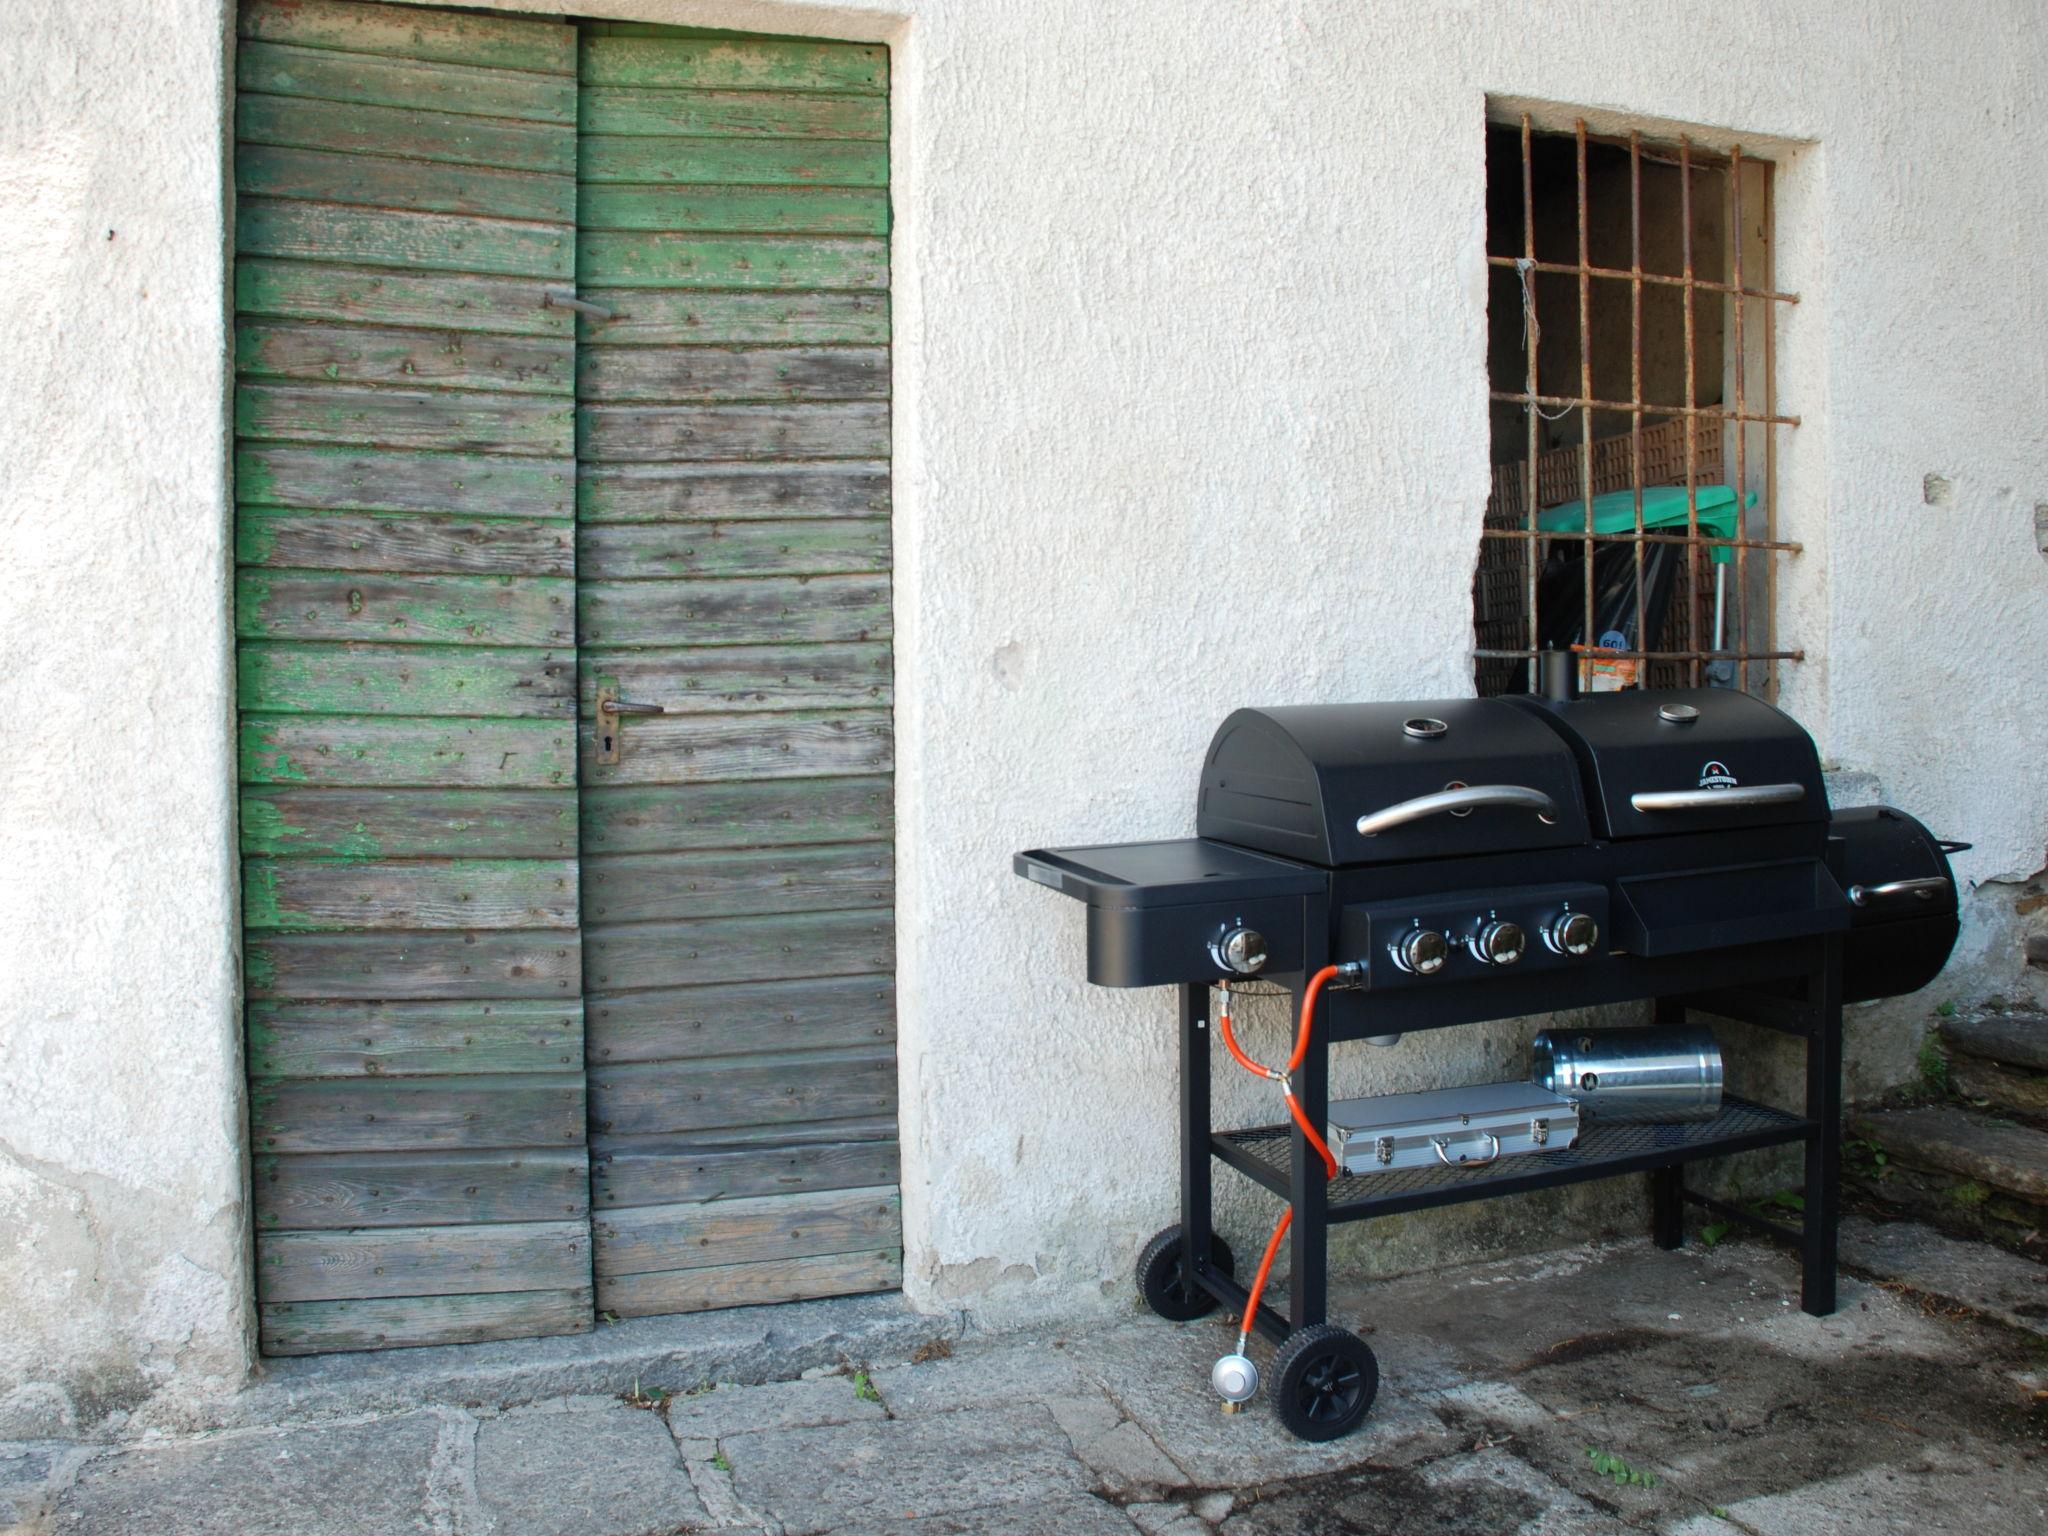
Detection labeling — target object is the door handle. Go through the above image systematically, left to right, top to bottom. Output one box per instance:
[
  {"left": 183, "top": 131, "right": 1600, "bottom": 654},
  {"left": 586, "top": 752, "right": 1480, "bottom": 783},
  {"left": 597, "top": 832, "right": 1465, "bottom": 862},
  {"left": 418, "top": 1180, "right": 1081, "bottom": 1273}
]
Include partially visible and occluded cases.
[
  {"left": 544, "top": 290, "right": 616, "bottom": 321},
  {"left": 594, "top": 686, "right": 664, "bottom": 765}
]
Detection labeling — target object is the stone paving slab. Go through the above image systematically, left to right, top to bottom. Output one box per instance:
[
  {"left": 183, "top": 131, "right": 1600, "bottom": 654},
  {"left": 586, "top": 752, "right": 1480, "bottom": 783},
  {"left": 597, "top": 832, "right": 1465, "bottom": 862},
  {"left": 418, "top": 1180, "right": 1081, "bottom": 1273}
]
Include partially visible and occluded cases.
[
  {"left": 1840, "top": 1214, "right": 2048, "bottom": 1336},
  {"left": 665, "top": 1375, "right": 887, "bottom": 1445},
  {"left": 1043, "top": 1392, "right": 1189, "bottom": 1495},
  {"left": 474, "top": 1401, "right": 705, "bottom": 1536},
  {"left": 722, "top": 1403, "right": 1089, "bottom": 1536},
  {"left": 46, "top": 1412, "right": 453, "bottom": 1536},
  {"left": 1663, "top": 1449, "right": 2048, "bottom": 1536},
  {"left": 857, "top": 1491, "right": 1142, "bottom": 1535}
]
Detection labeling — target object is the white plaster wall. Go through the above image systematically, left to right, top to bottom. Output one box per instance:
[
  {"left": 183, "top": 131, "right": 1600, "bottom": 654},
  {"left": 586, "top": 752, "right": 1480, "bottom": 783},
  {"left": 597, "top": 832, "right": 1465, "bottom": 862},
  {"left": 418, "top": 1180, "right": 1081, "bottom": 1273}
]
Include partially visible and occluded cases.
[
  {"left": 3, "top": 0, "right": 2044, "bottom": 1413},
  {"left": 0, "top": 4, "right": 246, "bottom": 1430}
]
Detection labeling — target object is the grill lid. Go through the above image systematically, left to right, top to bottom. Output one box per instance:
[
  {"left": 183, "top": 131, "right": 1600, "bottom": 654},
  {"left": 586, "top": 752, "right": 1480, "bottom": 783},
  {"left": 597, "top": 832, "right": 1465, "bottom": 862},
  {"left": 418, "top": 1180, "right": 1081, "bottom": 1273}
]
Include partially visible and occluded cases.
[
  {"left": 1510, "top": 687, "right": 1827, "bottom": 840},
  {"left": 1196, "top": 699, "right": 1590, "bottom": 867}
]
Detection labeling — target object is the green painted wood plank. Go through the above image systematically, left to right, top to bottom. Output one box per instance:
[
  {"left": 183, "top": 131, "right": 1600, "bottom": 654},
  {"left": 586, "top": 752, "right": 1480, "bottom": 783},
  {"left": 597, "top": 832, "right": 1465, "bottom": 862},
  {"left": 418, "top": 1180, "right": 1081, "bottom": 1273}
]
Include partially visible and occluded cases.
[
  {"left": 241, "top": 0, "right": 576, "bottom": 77},
  {"left": 580, "top": 34, "right": 885, "bottom": 94},
  {"left": 238, "top": 39, "right": 576, "bottom": 123},
  {"left": 579, "top": 87, "right": 884, "bottom": 140},
  {"left": 238, "top": 94, "right": 573, "bottom": 175},
  {"left": 578, "top": 135, "right": 886, "bottom": 187},
  {"left": 236, "top": 144, "right": 575, "bottom": 223},
  {"left": 576, "top": 185, "right": 887, "bottom": 236},
  {"left": 238, "top": 199, "right": 573, "bottom": 280},
  {"left": 577, "top": 233, "right": 884, "bottom": 290},
  {"left": 237, "top": 260, "right": 571, "bottom": 339},
  {"left": 580, "top": 291, "right": 887, "bottom": 347},
  {"left": 239, "top": 319, "right": 573, "bottom": 396},
  {"left": 577, "top": 347, "right": 886, "bottom": 404},
  {"left": 239, "top": 382, "right": 575, "bottom": 456},
  {"left": 578, "top": 403, "right": 889, "bottom": 462},
  {"left": 239, "top": 444, "right": 573, "bottom": 518},
  {"left": 579, "top": 462, "right": 887, "bottom": 522},
  {"left": 237, "top": 509, "right": 575, "bottom": 577},
  {"left": 577, "top": 521, "right": 889, "bottom": 580},
  {"left": 236, "top": 571, "right": 573, "bottom": 647},
  {"left": 579, "top": 574, "right": 889, "bottom": 647},
  {"left": 576, "top": 639, "right": 890, "bottom": 712},
  {"left": 239, "top": 642, "right": 575, "bottom": 717},
  {"left": 574, "top": 711, "right": 892, "bottom": 786},
  {"left": 240, "top": 716, "right": 575, "bottom": 788},
  {"left": 579, "top": 776, "right": 890, "bottom": 856},
  {"left": 241, "top": 786, "right": 578, "bottom": 859},
  {"left": 583, "top": 844, "right": 889, "bottom": 926},
  {"left": 244, "top": 856, "right": 579, "bottom": 932},
  {"left": 584, "top": 908, "right": 892, "bottom": 991},
  {"left": 246, "top": 930, "right": 581, "bottom": 1001},
  {"left": 586, "top": 974, "right": 893, "bottom": 1064},
  {"left": 247, "top": 999, "right": 583, "bottom": 1079},
  {"left": 590, "top": 1048, "right": 894, "bottom": 1140},
  {"left": 251, "top": 1074, "right": 586, "bottom": 1155},
  {"left": 594, "top": 1135, "right": 897, "bottom": 1209},
  {"left": 256, "top": 1148, "right": 590, "bottom": 1229},
  {"left": 592, "top": 1185, "right": 898, "bottom": 1276},
  {"left": 258, "top": 1219, "right": 590, "bottom": 1302},
  {"left": 597, "top": 1248, "right": 895, "bottom": 1318},
  {"left": 260, "top": 1287, "right": 593, "bottom": 1355}
]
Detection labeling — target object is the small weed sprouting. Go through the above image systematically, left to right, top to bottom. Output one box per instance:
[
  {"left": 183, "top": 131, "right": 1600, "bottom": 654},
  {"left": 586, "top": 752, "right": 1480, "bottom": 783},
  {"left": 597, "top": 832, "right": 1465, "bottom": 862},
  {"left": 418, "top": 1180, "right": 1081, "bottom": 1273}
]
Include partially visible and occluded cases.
[
  {"left": 1935, "top": 999, "right": 1957, "bottom": 1019},
  {"left": 1918, "top": 1041, "right": 1950, "bottom": 1095},
  {"left": 1844, "top": 1138, "right": 1890, "bottom": 1180},
  {"left": 1947, "top": 1179, "right": 1993, "bottom": 1209},
  {"left": 1699, "top": 1220, "right": 1733, "bottom": 1248},
  {"left": 851, "top": 1370, "right": 881, "bottom": 1404},
  {"left": 622, "top": 1375, "right": 670, "bottom": 1410},
  {"left": 1586, "top": 1447, "right": 1658, "bottom": 1488},
  {"left": 711, "top": 1449, "right": 731, "bottom": 1473}
]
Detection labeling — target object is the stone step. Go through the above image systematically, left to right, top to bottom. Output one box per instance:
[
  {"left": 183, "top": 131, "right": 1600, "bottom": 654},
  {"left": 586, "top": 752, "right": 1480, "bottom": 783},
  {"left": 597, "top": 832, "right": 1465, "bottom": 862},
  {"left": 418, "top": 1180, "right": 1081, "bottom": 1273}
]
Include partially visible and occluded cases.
[
  {"left": 1938, "top": 1010, "right": 2048, "bottom": 1072},
  {"left": 1858, "top": 1103, "right": 2048, "bottom": 1203},
  {"left": 1836, "top": 1215, "right": 2046, "bottom": 1337}
]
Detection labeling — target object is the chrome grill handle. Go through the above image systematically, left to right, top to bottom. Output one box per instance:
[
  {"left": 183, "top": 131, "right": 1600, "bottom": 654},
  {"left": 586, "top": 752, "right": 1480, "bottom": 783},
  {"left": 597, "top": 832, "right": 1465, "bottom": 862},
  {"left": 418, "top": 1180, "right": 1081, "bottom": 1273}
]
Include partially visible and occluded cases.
[
  {"left": 1629, "top": 782, "right": 1806, "bottom": 813},
  {"left": 1354, "top": 784, "right": 1561, "bottom": 837},
  {"left": 1847, "top": 876, "right": 1950, "bottom": 907}
]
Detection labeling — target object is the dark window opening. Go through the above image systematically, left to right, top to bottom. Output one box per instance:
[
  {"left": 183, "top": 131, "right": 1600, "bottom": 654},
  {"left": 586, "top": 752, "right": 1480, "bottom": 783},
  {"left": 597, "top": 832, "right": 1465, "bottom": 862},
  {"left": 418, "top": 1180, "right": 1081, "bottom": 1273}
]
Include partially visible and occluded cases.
[{"left": 1475, "top": 116, "right": 1799, "bottom": 698}]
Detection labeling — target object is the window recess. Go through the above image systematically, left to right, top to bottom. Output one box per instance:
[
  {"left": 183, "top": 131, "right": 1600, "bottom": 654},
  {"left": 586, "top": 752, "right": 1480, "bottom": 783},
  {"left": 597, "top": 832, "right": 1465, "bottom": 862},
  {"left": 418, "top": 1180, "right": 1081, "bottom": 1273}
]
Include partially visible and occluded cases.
[{"left": 1475, "top": 115, "right": 1798, "bottom": 698}]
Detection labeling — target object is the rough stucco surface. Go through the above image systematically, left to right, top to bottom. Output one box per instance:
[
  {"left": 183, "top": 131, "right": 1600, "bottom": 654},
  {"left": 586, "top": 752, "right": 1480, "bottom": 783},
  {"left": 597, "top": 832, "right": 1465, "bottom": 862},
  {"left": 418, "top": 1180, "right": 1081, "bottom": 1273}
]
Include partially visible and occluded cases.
[
  {"left": 3, "top": 0, "right": 2045, "bottom": 1418},
  {"left": 0, "top": 4, "right": 245, "bottom": 1430}
]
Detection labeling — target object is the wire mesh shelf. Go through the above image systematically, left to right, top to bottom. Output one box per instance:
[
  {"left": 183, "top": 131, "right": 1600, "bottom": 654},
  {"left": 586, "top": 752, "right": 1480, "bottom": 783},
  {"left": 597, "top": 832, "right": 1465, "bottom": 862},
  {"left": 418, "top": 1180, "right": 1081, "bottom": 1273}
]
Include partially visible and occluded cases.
[{"left": 1213, "top": 1094, "right": 1811, "bottom": 1221}]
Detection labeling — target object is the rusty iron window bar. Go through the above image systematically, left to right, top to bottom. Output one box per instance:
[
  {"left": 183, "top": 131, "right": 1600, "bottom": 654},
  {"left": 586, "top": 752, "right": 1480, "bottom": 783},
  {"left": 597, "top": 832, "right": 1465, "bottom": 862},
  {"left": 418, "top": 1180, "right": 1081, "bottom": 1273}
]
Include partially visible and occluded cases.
[{"left": 1475, "top": 116, "right": 1800, "bottom": 697}]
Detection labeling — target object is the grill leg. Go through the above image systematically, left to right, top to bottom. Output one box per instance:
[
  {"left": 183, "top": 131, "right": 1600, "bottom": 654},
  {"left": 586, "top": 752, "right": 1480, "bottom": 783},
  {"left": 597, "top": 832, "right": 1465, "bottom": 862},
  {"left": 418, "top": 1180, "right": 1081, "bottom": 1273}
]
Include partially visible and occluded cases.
[
  {"left": 1801, "top": 941, "right": 1843, "bottom": 1317},
  {"left": 1178, "top": 983, "right": 1218, "bottom": 1288},
  {"left": 1288, "top": 989, "right": 1329, "bottom": 1335},
  {"left": 1651, "top": 999, "right": 1687, "bottom": 1249}
]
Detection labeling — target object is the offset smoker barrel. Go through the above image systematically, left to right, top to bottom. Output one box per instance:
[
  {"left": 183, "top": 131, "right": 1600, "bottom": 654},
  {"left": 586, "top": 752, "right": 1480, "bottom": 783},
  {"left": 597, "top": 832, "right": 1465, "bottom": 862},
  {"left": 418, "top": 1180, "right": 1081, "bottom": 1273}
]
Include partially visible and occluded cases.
[{"left": 1830, "top": 805, "right": 1962, "bottom": 1003}]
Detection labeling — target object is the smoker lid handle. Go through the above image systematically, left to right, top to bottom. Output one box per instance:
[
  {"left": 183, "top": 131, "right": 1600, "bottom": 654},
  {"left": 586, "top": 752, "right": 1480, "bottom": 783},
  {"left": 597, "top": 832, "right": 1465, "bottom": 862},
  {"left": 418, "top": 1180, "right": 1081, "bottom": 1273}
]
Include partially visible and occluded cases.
[
  {"left": 1629, "top": 782, "right": 1807, "bottom": 813},
  {"left": 1354, "top": 784, "right": 1561, "bottom": 837},
  {"left": 1847, "top": 876, "right": 1950, "bottom": 907}
]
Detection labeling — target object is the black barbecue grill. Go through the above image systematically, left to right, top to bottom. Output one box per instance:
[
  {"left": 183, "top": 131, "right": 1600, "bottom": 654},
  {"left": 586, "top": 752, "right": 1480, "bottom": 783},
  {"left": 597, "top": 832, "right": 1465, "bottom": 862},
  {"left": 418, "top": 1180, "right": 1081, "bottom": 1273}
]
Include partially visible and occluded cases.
[{"left": 1017, "top": 673, "right": 1960, "bottom": 1441}]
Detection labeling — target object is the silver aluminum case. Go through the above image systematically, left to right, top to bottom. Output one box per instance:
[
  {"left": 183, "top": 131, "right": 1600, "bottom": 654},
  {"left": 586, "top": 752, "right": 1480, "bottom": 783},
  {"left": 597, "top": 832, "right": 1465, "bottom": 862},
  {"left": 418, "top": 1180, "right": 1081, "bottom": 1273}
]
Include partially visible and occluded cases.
[{"left": 1327, "top": 1081, "right": 1581, "bottom": 1175}]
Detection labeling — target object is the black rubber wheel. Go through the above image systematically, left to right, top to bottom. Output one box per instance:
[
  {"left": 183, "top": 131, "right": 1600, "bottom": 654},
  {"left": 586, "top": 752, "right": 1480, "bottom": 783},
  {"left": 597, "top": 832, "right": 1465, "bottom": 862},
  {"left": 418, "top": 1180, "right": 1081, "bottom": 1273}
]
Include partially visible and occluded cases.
[
  {"left": 1134, "top": 1226, "right": 1236, "bottom": 1321},
  {"left": 1271, "top": 1323, "right": 1378, "bottom": 1441}
]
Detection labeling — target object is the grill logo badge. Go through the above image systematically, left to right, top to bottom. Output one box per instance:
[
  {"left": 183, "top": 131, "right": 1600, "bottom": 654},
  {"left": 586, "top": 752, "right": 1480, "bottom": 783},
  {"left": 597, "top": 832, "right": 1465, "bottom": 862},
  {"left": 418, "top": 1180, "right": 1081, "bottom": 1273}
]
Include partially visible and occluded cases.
[{"left": 1698, "top": 761, "right": 1739, "bottom": 790}]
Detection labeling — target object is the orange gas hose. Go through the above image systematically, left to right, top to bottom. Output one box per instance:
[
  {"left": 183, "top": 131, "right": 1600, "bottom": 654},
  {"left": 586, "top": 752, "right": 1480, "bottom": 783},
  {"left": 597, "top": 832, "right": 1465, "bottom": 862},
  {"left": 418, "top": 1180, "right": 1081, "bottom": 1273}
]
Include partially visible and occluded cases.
[{"left": 1216, "top": 965, "right": 1344, "bottom": 1345}]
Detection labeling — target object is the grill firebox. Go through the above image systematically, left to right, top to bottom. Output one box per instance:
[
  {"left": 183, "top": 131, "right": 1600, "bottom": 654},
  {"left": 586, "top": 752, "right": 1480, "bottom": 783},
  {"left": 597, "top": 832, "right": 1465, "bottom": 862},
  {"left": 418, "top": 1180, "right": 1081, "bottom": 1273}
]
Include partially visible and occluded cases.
[{"left": 1017, "top": 683, "right": 1959, "bottom": 1441}]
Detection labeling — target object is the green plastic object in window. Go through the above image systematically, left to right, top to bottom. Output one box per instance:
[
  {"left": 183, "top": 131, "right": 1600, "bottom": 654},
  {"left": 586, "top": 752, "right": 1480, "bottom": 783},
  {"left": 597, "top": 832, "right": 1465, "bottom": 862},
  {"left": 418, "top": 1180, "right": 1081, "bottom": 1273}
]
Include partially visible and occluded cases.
[{"left": 1536, "top": 485, "right": 1756, "bottom": 564}]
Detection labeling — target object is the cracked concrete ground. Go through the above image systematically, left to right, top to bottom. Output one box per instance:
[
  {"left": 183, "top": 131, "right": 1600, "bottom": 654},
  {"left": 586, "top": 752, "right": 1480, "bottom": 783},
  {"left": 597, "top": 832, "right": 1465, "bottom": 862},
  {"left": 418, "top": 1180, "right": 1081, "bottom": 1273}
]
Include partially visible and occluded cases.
[{"left": 5, "top": 1229, "right": 2043, "bottom": 1535}]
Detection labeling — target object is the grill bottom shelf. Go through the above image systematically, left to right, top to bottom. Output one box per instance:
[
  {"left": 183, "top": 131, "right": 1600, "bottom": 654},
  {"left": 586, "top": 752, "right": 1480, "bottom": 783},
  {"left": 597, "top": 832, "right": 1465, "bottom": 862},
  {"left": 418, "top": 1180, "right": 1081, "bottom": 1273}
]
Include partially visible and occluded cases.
[{"left": 1213, "top": 1094, "right": 1812, "bottom": 1222}]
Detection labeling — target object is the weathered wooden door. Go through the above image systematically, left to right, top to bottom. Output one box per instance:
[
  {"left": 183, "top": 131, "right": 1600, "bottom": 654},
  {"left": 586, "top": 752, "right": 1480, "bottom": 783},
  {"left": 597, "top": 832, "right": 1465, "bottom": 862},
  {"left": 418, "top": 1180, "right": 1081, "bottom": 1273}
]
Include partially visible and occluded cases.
[
  {"left": 235, "top": 0, "right": 592, "bottom": 1354},
  {"left": 235, "top": 2, "right": 901, "bottom": 1351},
  {"left": 573, "top": 25, "right": 902, "bottom": 1317}
]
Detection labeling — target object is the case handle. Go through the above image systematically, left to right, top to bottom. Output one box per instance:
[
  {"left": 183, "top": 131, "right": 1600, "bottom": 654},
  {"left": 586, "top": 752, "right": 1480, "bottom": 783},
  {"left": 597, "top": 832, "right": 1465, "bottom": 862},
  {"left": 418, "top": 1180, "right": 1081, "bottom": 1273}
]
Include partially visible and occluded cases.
[
  {"left": 1355, "top": 784, "right": 1561, "bottom": 837},
  {"left": 1432, "top": 1131, "right": 1502, "bottom": 1167}
]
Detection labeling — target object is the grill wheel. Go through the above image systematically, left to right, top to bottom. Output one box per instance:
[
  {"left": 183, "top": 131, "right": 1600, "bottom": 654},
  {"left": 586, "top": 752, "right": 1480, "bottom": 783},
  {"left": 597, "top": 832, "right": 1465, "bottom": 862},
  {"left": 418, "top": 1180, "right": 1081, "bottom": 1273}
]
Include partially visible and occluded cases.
[
  {"left": 1135, "top": 1225, "right": 1236, "bottom": 1322},
  {"left": 1272, "top": 1323, "right": 1379, "bottom": 1441}
]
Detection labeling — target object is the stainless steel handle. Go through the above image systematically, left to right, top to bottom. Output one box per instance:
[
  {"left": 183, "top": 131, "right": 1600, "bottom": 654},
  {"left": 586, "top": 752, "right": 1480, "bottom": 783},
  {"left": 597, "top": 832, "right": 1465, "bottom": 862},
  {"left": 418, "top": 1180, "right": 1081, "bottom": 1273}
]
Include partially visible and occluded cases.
[
  {"left": 544, "top": 290, "right": 616, "bottom": 321},
  {"left": 601, "top": 698, "right": 665, "bottom": 717},
  {"left": 1629, "top": 782, "right": 1806, "bottom": 813},
  {"left": 1355, "top": 784, "right": 1561, "bottom": 837},
  {"left": 1848, "top": 876, "right": 1949, "bottom": 907},
  {"left": 1433, "top": 1132, "right": 1502, "bottom": 1168}
]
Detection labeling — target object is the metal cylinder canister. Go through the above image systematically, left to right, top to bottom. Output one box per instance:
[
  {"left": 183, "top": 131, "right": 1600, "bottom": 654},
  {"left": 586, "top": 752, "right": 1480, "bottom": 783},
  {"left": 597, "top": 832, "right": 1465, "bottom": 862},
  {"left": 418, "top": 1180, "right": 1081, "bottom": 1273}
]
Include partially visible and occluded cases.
[{"left": 1530, "top": 1026, "right": 1723, "bottom": 1123}]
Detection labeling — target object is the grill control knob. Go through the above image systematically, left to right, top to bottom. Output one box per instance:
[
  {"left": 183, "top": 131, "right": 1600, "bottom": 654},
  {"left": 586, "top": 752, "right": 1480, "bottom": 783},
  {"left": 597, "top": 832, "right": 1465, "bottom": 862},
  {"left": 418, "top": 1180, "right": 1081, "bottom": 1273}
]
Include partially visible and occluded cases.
[
  {"left": 1544, "top": 911, "right": 1600, "bottom": 957},
  {"left": 1474, "top": 920, "right": 1526, "bottom": 966},
  {"left": 1211, "top": 927, "right": 1268, "bottom": 976},
  {"left": 1391, "top": 928, "right": 1450, "bottom": 976}
]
